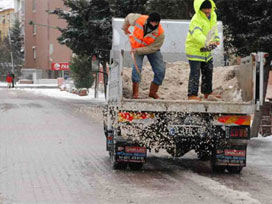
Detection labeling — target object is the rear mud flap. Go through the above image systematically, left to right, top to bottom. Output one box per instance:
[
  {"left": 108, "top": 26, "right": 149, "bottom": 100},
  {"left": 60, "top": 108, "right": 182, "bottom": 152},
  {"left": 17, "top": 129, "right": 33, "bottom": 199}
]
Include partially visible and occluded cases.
[
  {"left": 114, "top": 143, "right": 147, "bottom": 163},
  {"left": 212, "top": 144, "right": 247, "bottom": 167}
]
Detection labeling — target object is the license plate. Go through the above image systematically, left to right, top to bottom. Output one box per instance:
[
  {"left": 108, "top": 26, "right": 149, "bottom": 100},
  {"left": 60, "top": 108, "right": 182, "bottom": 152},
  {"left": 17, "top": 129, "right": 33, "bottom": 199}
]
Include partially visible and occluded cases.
[{"left": 168, "top": 125, "right": 204, "bottom": 137}]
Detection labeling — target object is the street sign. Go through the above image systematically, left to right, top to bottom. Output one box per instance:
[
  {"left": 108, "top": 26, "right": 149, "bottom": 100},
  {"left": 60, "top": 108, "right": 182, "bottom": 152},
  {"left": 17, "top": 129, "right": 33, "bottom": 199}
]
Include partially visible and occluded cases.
[{"left": 51, "top": 63, "right": 70, "bottom": 71}]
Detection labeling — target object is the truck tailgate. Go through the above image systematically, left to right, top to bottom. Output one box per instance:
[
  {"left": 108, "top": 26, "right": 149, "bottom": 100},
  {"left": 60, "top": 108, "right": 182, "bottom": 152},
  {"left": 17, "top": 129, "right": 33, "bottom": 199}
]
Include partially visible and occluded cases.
[{"left": 121, "top": 99, "right": 255, "bottom": 114}]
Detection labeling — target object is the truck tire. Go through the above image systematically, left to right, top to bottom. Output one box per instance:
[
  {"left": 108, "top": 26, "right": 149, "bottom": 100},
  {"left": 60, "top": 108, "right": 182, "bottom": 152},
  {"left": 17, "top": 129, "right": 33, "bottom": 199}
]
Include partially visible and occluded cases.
[
  {"left": 103, "top": 122, "right": 108, "bottom": 137},
  {"left": 109, "top": 151, "right": 127, "bottom": 170},
  {"left": 197, "top": 151, "right": 210, "bottom": 161},
  {"left": 113, "top": 162, "right": 128, "bottom": 170},
  {"left": 128, "top": 163, "right": 143, "bottom": 171},
  {"left": 212, "top": 165, "right": 225, "bottom": 173},
  {"left": 226, "top": 166, "right": 243, "bottom": 174}
]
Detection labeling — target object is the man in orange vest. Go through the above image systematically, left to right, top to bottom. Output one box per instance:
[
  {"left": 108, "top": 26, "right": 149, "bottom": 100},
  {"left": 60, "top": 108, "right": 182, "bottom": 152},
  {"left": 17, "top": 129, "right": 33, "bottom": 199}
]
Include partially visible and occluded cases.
[{"left": 122, "top": 12, "right": 165, "bottom": 99}]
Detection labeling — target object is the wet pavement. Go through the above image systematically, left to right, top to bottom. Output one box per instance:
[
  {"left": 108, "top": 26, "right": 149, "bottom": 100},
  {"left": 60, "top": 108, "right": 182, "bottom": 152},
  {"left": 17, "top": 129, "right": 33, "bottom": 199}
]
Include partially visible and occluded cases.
[{"left": 0, "top": 88, "right": 271, "bottom": 204}]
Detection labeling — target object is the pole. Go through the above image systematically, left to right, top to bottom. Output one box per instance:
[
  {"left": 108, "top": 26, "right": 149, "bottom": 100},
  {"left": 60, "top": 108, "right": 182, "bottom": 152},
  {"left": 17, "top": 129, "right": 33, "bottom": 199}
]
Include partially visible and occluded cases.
[
  {"left": 8, "top": 29, "right": 14, "bottom": 73},
  {"left": 259, "top": 52, "right": 264, "bottom": 106},
  {"left": 94, "top": 72, "right": 98, "bottom": 98}
]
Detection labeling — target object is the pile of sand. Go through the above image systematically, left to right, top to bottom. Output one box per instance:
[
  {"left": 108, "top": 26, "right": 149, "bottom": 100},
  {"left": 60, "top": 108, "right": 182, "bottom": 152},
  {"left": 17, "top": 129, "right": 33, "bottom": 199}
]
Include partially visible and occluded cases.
[{"left": 122, "top": 61, "right": 243, "bottom": 102}]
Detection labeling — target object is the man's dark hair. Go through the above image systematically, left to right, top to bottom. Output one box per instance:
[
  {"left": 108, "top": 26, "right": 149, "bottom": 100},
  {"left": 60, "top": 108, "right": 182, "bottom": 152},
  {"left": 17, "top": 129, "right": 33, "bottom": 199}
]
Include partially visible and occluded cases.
[
  {"left": 200, "top": 0, "right": 212, "bottom": 9},
  {"left": 148, "top": 12, "right": 161, "bottom": 22}
]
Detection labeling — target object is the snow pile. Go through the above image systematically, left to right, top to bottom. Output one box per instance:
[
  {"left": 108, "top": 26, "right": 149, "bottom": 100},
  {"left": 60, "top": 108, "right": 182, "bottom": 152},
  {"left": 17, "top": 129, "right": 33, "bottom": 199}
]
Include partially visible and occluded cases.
[{"left": 122, "top": 61, "right": 243, "bottom": 102}]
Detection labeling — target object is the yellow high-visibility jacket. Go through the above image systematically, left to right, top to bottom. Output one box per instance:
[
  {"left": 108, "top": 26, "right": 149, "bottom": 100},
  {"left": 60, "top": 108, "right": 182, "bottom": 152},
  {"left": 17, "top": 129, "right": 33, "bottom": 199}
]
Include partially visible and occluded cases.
[{"left": 185, "top": 0, "right": 220, "bottom": 62}]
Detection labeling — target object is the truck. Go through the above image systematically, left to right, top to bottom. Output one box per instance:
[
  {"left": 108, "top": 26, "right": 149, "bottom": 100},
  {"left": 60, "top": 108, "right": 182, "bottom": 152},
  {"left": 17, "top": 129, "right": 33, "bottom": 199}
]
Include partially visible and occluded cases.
[{"left": 103, "top": 18, "right": 267, "bottom": 173}]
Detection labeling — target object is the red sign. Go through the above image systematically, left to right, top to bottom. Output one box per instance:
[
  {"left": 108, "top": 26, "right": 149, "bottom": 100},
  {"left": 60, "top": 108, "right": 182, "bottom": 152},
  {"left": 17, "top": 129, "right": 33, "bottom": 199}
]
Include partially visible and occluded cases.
[
  {"left": 51, "top": 63, "right": 70, "bottom": 71},
  {"left": 125, "top": 147, "right": 146, "bottom": 154},
  {"left": 225, "top": 149, "right": 246, "bottom": 157}
]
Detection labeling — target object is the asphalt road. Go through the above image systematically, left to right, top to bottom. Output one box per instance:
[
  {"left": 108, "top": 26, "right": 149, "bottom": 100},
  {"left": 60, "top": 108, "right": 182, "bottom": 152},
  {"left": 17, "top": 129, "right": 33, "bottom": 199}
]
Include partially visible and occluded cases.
[{"left": 0, "top": 88, "right": 271, "bottom": 204}]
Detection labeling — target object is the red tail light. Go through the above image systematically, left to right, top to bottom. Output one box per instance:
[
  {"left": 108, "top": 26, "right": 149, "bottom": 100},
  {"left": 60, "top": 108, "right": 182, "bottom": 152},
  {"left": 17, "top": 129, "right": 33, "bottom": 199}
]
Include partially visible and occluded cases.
[{"left": 230, "top": 128, "right": 249, "bottom": 138}]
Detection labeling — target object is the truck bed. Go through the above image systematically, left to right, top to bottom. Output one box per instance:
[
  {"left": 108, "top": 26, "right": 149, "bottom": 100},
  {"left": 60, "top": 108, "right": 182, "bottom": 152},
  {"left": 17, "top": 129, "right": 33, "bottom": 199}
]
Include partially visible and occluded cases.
[{"left": 120, "top": 99, "right": 255, "bottom": 114}]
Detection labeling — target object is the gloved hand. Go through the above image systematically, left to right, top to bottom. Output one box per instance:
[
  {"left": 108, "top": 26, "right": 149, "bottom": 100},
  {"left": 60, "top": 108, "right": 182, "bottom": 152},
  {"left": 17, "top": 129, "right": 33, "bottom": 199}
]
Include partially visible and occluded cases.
[
  {"left": 124, "top": 28, "right": 131, "bottom": 35},
  {"left": 200, "top": 44, "right": 217, "bottom": 52}
]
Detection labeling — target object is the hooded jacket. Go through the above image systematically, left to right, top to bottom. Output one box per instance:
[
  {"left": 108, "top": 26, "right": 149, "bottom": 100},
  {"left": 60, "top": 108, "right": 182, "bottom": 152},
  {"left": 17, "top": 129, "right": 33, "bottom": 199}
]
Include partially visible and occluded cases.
[
  {"left": 185, "top": 0, "right": 220, "bottom": 62},
  {"left": 122, "top": 13, "right": 165, "bottom": 55}
]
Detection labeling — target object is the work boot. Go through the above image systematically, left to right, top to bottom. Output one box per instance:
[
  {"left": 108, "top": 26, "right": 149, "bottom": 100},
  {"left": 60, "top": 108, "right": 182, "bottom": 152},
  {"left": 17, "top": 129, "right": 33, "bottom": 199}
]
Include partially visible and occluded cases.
[
  {"left": 132, "top": 82, "right": 139, "bottom": 99},
  {"left": 149, "top": 82, "right": 160, "bottom": 99},
  {"left": 204, "top": 92, "right": 221, "bottom": 99},
  {"left": 188, "top": 95, "right": 201, "bottom": 101}
]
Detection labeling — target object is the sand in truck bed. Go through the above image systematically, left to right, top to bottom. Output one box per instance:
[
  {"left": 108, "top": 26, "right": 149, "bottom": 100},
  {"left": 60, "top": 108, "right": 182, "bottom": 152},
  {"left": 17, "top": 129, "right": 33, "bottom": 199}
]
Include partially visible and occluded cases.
[{"left": 122, "top": 61, "right": 244, "bottom": 102}]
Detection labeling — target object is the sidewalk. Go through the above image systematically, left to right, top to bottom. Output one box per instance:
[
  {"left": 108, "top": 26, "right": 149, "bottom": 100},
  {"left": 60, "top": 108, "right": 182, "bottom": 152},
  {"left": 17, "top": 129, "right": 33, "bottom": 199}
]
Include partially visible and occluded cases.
[
  {"left": 0, "top": 82, "right": 58, "bottom": 89},
  {"left": 0, "top": 82, "right": 106, "bottom": 103},
  {"left": 22, "top": 88, "right": 106, "bottom": 102}
]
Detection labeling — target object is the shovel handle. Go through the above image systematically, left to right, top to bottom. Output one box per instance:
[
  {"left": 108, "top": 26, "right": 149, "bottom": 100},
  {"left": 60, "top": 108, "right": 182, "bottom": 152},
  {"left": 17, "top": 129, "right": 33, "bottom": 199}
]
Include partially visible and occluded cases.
[{"left": 130, "top": 52, "right": 141, "bottom": 78}]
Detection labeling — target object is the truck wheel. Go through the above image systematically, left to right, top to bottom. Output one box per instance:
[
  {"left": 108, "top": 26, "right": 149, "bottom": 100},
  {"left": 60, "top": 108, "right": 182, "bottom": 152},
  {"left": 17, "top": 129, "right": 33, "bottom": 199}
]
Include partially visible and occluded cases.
[
  {"left": 103, "top": 122, "right": 108, "bottom": 137},
  {"left": 109, "top": 151, "right": 127, "bottom": 170},
  {"left": 197, "top": 151, "right": 210, "bottom": 161},
  {"left": 113, "top": 162, "right": 128, "bottom": 170},
  {"left": 128, "top": 163, "right": 143, "bottom": 171},
  {"left": 212, "top": 165, "right": 225, "bottom": 173},
  {"left": 226, "top": 166, "right": 243, "bottom": 174}
]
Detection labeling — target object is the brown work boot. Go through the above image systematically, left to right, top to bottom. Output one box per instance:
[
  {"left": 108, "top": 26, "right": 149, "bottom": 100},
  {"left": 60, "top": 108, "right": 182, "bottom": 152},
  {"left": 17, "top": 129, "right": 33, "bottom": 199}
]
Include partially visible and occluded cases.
[
  {"left": 132, "top": 82, "right": 139, "bottom": 99},
  {"left": 149, "top": 82, "right": 160, "bottom": 99},
  {"left": 204, "top": 92, "right": 221, "bottom": 99},
  {"left": 188, "top": 95, "right": 201, "bottom": 101}
]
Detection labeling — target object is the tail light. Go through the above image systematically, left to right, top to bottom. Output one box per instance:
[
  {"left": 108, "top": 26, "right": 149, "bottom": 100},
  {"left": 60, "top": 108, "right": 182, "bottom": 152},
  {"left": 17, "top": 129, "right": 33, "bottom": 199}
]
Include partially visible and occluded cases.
[
  {"left": 118, "top": 112, "right": 155, "bottom": 122},
  {"left": 229, "top": 127, "right": 249, "bottom": 139}
]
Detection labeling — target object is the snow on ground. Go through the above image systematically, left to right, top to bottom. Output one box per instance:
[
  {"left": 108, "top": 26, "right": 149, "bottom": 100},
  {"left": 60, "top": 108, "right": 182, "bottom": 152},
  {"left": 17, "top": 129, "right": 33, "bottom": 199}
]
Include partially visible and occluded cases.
[
  {"left": 0, "top": 82, "right": 57, "bottom": 88},
  {"left": 0, "top": 82, "right": 105, "bottom": 101},
  {"left": 0, "top": 82, "right": 9, "bottom": 86},
  {"left": 0, "top": 87, "right": 105, "bottom": 103},
  {"left": 21, "top": 88, "right": 106, "bottom": 101},
  {"left": 247, "top": 135, "right": 272, "bottom": 182},
  {"left": 253, "top": 135, "right": 272, "bottom": 141},
  {"left": 182, "top": 172, "right": 261, "bottom": 204}
]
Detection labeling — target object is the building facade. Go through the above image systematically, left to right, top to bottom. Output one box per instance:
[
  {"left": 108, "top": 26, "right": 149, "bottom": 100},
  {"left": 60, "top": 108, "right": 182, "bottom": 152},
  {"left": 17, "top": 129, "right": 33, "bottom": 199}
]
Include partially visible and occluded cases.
[
  {"left": 14, "top": 0, "right": 25, "bottom": 34},
  {"left": 14, "top": 0, "right": 24, "bottom": 22},
  {"left": 25, "top": 0, "right": 72, "bottom": 78},
  {"left": 0, "top": 8, "right": 16, "bottom": 41}
]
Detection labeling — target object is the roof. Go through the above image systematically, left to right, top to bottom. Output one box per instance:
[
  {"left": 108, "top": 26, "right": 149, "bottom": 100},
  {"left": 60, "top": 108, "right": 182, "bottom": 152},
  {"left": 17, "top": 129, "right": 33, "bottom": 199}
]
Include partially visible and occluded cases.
[{"left": 0, "top": 8, "right": 15, "bottom": 13}]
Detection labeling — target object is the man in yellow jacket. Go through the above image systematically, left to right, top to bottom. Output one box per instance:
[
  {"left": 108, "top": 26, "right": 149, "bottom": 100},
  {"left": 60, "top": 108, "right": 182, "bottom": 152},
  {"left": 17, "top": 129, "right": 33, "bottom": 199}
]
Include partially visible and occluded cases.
[
  {"left": 185, "top": 0, "right": 221, "bottom": 101},
  {"left": 122, "top": 12, "right": 165, "bottom": 99}
]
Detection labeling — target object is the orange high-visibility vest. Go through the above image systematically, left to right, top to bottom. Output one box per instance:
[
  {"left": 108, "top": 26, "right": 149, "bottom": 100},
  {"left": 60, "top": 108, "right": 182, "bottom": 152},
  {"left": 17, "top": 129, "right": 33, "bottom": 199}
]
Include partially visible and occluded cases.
[{"left": 129, "top": 15, "right": 164, "bottom": 49}]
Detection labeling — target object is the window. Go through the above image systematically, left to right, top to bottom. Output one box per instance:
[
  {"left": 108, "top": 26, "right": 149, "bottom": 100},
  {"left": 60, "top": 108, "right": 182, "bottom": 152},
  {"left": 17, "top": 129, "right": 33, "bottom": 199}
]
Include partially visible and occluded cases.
[
  {"left": 32, "top": 0, "right": 36, "bottom": 12},
  {"left": 2, "top": 15, "right": 5, "bottom": 24},
  {"left": 33, "top": 24, "right": 36, "bottom": 35},
  {"left": 32, "top": 46, "right": 36, "bottom": 60}
]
